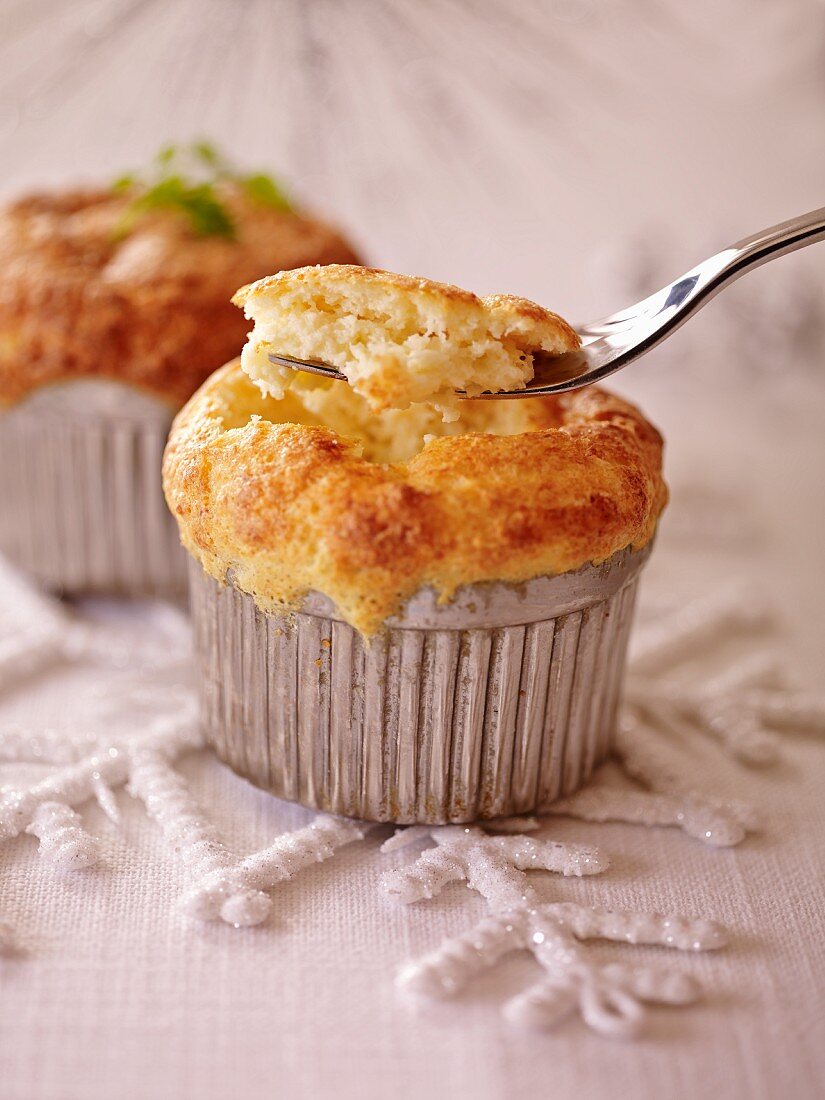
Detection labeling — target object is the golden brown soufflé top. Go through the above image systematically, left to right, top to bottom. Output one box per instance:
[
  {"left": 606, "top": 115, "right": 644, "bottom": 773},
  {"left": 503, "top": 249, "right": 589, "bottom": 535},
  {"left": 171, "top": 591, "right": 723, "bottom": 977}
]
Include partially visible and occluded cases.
[
  {"left": 0, "top": 184, "right": 360, "bottom": 409},
  {"left": 163, "top": 349, "right": 667, "bottom": 635}
]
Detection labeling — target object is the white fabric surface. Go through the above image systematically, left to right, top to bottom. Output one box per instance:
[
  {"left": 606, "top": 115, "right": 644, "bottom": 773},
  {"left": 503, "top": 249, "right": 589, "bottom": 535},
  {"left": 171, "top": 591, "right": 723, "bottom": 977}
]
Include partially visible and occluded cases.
[{"left": 1, "top": 2, "right": 825, "bottom": 1097}]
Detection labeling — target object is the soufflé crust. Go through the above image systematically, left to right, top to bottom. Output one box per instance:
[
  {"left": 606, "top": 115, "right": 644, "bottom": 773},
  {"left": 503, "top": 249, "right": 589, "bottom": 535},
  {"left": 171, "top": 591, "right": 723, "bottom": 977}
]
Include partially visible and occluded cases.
[
  {"left": 0, "top": 186, "right": 360, "bottom": 409},
  {"left": 163, "top": 359, "right": 667, "bottom": 636}
]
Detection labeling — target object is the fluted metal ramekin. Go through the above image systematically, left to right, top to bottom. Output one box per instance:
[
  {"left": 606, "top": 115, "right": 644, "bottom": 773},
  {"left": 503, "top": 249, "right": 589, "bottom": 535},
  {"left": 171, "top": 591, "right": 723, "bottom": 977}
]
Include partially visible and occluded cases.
[
  {"left": 0, "top": 380, "right": 187, "bottom": 597},
  {"left": 190, "top": 542, "right": 651, "bottom": 823}
]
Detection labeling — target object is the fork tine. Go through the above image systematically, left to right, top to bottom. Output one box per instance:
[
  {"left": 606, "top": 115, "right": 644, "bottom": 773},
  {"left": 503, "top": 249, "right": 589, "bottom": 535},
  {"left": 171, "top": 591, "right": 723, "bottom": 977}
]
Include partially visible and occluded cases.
[{"left": 267, "top": 354, "right": 347, "bottom": 381}]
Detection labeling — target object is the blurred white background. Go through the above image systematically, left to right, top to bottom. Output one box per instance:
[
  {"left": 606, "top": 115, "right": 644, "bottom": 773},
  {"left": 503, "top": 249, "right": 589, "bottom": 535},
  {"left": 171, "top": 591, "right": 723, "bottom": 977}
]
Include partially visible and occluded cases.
[{"left": 3, "top": 0, "right": 823, "bottom": 312}]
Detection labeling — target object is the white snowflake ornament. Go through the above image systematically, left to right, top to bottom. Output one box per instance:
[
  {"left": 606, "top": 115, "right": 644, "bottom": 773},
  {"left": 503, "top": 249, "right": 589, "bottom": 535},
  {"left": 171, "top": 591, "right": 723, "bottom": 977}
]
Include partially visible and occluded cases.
[
  {"left": 551, "top": 584, "right": 824, "bottom": 850},
  {"left": 382, "top": 822, "right": 724, "bottom": 1038}
]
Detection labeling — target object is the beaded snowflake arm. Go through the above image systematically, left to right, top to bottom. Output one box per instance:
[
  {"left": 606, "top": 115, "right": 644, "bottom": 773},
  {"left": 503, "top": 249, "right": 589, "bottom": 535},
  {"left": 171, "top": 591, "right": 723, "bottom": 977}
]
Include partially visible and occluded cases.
[
  {"left": 0, "top": 558, "right": 194, "bottom": 706},
  {"left": 0, "top": 566, "right": 367, "bottom": 934},
  {"left": 549, "top": 584, "right": 821, "bottom": 847},
  {"left": 629, "top": 584, "right": 772, "bottom": 676},
  {"left": 629, "top": 585, "right": 818, "bottom": 765},
  {"left": 0, "top": 705, "right": 364, "bottom": 929},
  {"left": 0, "top": 725, "right": 111, "bottom": 766},
  {"left": 25, "top": 802, "right": 100, "bottom": 869},
  {"left": 181, "top": 816, "right": 365, "bottom": 926},
  {"left": 382, "top": 823, "right": 724, "bottom": 1036}
]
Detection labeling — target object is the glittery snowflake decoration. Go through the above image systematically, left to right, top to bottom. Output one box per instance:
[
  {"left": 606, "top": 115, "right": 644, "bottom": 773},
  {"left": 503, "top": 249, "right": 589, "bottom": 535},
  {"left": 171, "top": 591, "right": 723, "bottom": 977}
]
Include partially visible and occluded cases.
[
  {"left": 0, "top": 559, "right": 364, "bottom": 949},
  {"left": 376, "top": 581, "right": 824, "bottom": 1035},
  {"left": 547, "top": 583, "right": 824, "bottom": 849},
  {"left": 629, "top": 583, "right": 825, "bottom": 764},
  {"left": 0, "top": 698, "right": 363, "bottom": 940},
  {"left": 382, "top": 821, "right": 724, "bottom": 1038}
]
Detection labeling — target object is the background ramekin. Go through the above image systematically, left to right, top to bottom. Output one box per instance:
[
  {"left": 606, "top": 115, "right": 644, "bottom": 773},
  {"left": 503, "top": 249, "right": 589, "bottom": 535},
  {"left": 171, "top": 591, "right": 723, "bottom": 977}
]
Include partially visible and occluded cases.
[
  {"left": 0, "top": 380, "right": 187, "bottom": 597},
  {"left": 189, "top": 543, "right": 652, "bottom": 823}
]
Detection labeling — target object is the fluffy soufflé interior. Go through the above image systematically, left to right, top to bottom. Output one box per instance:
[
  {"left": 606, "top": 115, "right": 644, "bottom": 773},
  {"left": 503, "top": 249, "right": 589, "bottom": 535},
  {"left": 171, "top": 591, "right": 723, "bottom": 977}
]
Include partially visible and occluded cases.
[
  {"left": 233, "top": 265, "right": 580, "bottom": 420},
  {"left": 263, "top": 374, "right": 542, "bottom": 464}
]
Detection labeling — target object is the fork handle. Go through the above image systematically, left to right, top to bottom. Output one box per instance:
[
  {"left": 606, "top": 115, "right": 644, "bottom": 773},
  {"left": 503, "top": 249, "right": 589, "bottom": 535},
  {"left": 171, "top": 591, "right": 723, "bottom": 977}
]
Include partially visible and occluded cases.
[
  {"left": 725, "top": 204, "right": 825, "bottom": 277},
  {"left": 579, "top": 205, "right": 825, "bottom": 343}
]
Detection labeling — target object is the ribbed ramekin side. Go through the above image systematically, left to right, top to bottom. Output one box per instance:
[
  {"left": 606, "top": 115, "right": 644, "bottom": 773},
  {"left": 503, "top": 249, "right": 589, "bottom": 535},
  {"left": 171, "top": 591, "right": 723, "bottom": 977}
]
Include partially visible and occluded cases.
[
  {"left": 0, "top": 404, "right": 186, "bottom": 596},
  {"left": 189, "top": 551, "right": 646, "bottom": 824}
]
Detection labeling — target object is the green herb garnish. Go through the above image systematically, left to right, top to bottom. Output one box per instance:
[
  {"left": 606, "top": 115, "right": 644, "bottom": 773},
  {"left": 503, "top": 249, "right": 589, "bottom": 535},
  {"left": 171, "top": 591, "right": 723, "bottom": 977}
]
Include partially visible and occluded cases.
[
  {"left": 112, "top": 141, "right": 294, "bottom": 240},
  {"left": 241, "top": 172, "right": 292, "bottom": 212}
]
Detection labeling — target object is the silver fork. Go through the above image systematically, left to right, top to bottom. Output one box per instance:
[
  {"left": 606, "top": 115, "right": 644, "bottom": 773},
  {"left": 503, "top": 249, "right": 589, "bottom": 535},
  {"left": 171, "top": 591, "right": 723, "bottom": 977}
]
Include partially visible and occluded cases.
[{"left": 268, "top": 205, "right": 825, "bottom": 397}]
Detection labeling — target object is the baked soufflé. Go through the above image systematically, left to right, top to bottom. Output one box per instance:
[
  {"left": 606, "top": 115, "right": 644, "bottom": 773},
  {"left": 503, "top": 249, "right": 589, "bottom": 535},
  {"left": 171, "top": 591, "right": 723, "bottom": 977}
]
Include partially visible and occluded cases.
[
  {"left": 0, "top": 144, "right": 361, "bottom": 410},
  {"left": 164, "top": 266, "right": 667, "bottom": 636}
]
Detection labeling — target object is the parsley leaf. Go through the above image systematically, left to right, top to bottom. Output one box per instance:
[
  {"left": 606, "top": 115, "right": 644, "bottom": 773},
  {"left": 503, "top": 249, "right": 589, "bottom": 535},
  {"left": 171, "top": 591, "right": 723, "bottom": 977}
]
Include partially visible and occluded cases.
[
  {"left": 112, "top": 140, "right": 294, "bottom": 240},
  {"left": 242, "top": 172, "right": 293, "bottom": 212}
]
